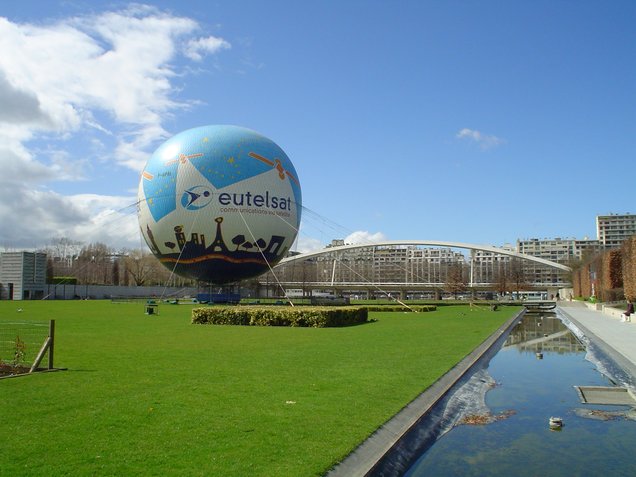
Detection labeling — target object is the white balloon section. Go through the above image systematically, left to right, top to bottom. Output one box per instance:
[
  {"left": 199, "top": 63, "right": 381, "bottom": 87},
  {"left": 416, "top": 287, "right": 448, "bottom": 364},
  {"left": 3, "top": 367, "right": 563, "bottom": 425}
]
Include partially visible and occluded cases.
[{"left": 137, "top": 125, "right": 302, "bottom": 284}]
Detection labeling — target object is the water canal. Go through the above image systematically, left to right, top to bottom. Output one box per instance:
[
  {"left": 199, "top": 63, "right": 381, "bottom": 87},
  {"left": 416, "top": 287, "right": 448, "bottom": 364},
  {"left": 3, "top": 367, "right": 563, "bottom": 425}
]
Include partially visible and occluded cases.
[{"left": 403, "top": 311, "right": 636, "bottom": 477}]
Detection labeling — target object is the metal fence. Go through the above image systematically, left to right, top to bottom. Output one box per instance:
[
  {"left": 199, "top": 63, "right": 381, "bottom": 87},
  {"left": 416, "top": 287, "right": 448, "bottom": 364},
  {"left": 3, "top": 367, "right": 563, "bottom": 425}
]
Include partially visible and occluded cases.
[{"left": 0, "top": 320, "right": 53, "bottom": 374}]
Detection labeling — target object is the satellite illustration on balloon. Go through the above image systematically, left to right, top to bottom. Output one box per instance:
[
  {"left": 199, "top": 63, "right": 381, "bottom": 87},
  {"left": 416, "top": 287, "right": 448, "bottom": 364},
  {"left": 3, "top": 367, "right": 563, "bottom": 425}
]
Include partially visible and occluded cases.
[{"left": 137, "top": 125, "right": 302, "bottom": 284}]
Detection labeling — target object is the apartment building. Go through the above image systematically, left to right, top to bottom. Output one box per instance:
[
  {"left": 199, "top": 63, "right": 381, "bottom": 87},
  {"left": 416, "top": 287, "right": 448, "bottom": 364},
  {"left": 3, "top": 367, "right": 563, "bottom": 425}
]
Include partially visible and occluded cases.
[
  {"left": 596, "top": 213, "right": 636, "bottom": 248},
  {"left": 516, "top": 237, "right": 601, "bottom": 285}
]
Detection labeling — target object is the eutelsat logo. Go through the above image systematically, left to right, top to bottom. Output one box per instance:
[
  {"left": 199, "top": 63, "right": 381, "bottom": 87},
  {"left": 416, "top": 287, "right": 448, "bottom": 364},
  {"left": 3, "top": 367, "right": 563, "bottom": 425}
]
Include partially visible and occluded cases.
[
  {"left": 181, "top": 186, "right": 213, "bottom": 210},
  {"left": 181, "top": 187, "right": 294, "bottom": 213},
  {"left": 217, "top": 191, "right": 293, "bottom": 211}
]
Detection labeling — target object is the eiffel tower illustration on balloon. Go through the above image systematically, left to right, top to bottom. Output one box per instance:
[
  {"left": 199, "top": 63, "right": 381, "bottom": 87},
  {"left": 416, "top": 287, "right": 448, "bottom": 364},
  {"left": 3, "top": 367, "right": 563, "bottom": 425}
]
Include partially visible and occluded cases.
[{"left": 148, "top": 216, "right": 288, "bottom": 274}]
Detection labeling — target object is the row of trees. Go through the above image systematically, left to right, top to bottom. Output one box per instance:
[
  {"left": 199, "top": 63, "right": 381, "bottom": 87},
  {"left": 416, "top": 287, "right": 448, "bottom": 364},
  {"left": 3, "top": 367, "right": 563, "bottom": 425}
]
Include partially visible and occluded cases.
[
  {"left": 571, "top": 235, "right": 636, "bottom": 302},
  {"left": 41, "top": 238, "right": 197, "bottom": 287},
  {"left": 428, "top": 259, "right": 534, "bottom": 298}
]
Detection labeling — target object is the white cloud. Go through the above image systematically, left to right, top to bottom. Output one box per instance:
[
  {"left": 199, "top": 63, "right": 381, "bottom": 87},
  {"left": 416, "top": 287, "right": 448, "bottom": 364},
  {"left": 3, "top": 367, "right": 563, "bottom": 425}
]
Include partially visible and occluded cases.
[
  {"left": 0, "top": 6, "right": 231, "bottom": 249},
  {"left": 0, "top": 6, "right": 231, "bottom": 173},
  {"left": 0, "top": 9, "right": 181, "bottom": 133},
  {"left": 184, "top": 36, "right": 231, "bottom": 61},
  {"left": 114, "top": 123, "right": 172, "bottom": 171},
  {"left": 456, "top": 128, "right": 505, "bottom": 149},
  {"left": 0, "top": 140, "right": 55, "bottom": 184},
  {"left": 0, "top": 184, "right": 138, "bottom": 250},
  {"left": 0, "top": 184, "right": 88, "bottom": 248},
  {"left": 69, "top": 194, "right": 140, "bottom": 248},
  {"left": 290, "top": 230, "right": 389, "bottom": 254},
  {"left": 344, "top": 230, "right": 388, "bottom": 244},
  {"left": 294, "top": 236, "right": 325, "bottom": 254}
]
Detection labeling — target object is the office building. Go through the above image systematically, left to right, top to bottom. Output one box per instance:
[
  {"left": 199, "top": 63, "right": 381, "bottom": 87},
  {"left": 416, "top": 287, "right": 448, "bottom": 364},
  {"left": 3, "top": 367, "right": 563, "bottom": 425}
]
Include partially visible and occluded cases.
[{"left": 0, "top": 252, "right": 47, "bottom": 300}]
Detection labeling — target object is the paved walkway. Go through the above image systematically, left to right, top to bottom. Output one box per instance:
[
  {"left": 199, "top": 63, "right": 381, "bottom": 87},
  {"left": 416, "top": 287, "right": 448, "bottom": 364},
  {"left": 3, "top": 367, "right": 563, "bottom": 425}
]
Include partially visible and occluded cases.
[{"left": 557, "top": 301, "right": 636, "bottom": 383}]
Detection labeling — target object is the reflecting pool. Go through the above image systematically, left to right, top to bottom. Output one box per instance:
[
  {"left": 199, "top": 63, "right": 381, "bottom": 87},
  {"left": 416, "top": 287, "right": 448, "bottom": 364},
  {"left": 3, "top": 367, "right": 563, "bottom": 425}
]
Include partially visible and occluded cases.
[{"left": 404, "top": 312, "right": 636, "bottom": 477}]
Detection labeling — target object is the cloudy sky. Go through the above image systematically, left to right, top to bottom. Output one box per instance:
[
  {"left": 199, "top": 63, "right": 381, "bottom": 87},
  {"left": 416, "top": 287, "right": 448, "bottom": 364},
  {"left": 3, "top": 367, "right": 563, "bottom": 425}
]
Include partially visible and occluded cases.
[{"left": 1, "top": 1, "right": 634, "bottom": 252}]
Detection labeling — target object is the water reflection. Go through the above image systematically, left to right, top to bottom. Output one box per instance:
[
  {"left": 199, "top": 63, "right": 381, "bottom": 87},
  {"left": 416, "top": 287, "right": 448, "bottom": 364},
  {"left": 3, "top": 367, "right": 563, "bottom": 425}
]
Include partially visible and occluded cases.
[
  {"left": 404, "top": 312, "right": 636, "bottom": 477},
  {"left": 503, "top": 313, "right": 586, "bottom": 354}
]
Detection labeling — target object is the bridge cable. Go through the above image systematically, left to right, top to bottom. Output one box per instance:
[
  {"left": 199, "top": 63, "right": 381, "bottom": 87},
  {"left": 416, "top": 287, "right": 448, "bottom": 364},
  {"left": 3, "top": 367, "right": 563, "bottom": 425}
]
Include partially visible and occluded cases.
[{"left": 264, "top": 201, "right": 420, "bottom": 310}]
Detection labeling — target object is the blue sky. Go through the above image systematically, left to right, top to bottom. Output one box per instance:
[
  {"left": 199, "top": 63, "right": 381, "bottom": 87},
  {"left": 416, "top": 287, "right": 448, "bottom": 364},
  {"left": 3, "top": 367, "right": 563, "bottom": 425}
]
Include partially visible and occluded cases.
[{"left": 1, "top": 1, "right": 634, "bottom": 252}]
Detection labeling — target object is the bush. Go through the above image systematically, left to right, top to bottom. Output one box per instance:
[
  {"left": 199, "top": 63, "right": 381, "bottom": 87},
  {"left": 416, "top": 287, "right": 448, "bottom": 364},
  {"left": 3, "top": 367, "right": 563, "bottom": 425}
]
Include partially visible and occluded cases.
[
  {"left": 51, "top": 276, "right": 78, "bottom": 285},
  {"left": 362, "top": 305, "right": 436, "bottom": 313},
  {"left": 192, "top": 306, "right": 368, "bottom": 328}
]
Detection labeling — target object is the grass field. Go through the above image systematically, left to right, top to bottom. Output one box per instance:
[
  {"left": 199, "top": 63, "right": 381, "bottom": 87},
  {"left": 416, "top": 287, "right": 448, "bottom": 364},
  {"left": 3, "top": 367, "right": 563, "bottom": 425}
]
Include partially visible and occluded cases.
[{"left": 0, "top": 301, "right": 518, "bottom": 476}]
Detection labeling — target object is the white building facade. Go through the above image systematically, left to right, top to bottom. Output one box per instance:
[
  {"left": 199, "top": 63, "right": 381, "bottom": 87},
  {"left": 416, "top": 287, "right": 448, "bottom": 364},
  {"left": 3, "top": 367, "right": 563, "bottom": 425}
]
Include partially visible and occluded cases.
[
  {"left": 596, "top": 213, "right": 636, "bottom": 248},
  {"left": 0, "top": 252, "right": 47, "bottom": 300}
]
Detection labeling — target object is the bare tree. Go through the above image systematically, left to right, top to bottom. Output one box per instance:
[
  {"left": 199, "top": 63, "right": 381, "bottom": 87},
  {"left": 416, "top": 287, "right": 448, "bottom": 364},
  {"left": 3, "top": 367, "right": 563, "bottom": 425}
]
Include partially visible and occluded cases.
[
  {"left": 50, "top": 237, "right": 83, "bottom": 265},
  {"left": 76, "top": 242, "right": 113, "bottom": 285},
  {"left": 123, "top": 249, "right": 159, "bottom": 286},
  {"left": 46, "top": 257, "right": 54, "bottom": 284},
  {"left": 508, "top": 258, "right": 529, "bottom": 297},
  {"left": 112, "top": 259, "right": 121, "bottom": 286},
  {"left": 493, "top": 262, "right": 510, "bottom": 297},
  {"left": 444, "top": 263, "right": 467, "bottom": 298}
]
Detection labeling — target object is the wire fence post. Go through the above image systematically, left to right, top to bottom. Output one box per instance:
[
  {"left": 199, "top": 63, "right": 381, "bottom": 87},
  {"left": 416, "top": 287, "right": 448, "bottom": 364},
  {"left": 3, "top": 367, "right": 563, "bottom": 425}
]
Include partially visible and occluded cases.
[
  {"left": 28, "top": 320, "right": 55, "bottom": 373},
  {"left": 48, "top": 320, "right": 55, "bottom": 370}
]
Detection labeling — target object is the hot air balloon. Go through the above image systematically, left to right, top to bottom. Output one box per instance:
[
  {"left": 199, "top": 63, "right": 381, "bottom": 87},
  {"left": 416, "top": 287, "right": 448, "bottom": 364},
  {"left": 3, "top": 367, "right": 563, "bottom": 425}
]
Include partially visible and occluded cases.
[{"left": 137, "top": 125, "right": 302, "bottom": 284}]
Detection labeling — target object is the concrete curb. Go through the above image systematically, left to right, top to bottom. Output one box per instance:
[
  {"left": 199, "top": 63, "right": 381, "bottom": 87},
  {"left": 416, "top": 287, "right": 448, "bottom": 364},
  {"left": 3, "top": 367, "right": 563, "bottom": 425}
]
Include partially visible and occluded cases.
[{"left": 326, "top": 308, "right": 525, "bottom": 477}]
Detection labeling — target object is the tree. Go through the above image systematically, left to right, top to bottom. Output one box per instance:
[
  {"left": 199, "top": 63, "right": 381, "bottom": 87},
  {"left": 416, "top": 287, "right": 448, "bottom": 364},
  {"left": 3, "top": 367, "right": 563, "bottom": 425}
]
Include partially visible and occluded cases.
[
  {"left": 231, "top": 234, "right": 246, "bottom": 251},
  {"left": 41, "top": 237, "right": 83, "bottom": 280},
  {"left": 49, "top": 237, "right": 83, "bottom": 266},
  {"left": 623, "top": 237, "right": 636, "bottom": 301},
  {"left": 255, "top": 238, "right": 267, "bottom": 250},
  {"left": 76, "top": 242, "right": 113, "bottom": 285},
  {"left": 123, "top": 249, "right": 159, "bottom": 286},
  {"left": 46, "top": 257, "right": 54, "bottom": 284},
  {"left": 508, "top": 258, "right": 529, "bottom": 297},
  {"left": 112, "top": 259, "right": 121, "bottom": 286},
  {"left": 122, "top": 260, "right": 130, "bottom": 286},
  {"left": 493, "top": 262, "right": 510, "bottom": 297},
  {"left": 444, "top": 263, "right": 467, "bottom": 298}
]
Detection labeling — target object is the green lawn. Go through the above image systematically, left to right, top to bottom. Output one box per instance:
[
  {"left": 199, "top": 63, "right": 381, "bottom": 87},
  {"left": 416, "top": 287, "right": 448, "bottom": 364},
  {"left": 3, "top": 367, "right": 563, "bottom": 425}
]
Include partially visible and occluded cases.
[{"left": 0, "top": 301, "right": 518, "bottom": 476}]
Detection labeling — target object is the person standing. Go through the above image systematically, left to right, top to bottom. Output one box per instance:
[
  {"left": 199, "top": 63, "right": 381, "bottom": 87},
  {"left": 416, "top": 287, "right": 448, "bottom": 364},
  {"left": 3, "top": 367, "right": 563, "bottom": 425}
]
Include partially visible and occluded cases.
[{"left": 622, "top": 300, "right": 634, "bottom": 322}]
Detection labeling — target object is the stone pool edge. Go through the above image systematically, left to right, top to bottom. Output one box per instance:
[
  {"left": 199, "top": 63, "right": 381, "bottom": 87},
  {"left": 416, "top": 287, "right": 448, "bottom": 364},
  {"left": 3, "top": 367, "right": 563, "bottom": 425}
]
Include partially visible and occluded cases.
[{"left": 326, "top": 308, "right": 525, "bottom": 477}]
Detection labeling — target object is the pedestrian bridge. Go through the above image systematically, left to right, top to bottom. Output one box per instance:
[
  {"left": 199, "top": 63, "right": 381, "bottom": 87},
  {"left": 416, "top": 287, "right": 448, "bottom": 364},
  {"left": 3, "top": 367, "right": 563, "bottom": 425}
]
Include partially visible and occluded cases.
[
  {"left": 270, "top": 240, "right": 571, "bottom": 294},
  {"left": 278, "top": 240, "right": 571, "bottom": 272}
]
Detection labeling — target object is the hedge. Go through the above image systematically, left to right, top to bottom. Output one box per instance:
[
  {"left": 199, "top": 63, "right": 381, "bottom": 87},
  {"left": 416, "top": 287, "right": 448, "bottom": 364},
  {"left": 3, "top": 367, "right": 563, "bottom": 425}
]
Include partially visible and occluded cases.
[
  {"left": 572, "top": 236, "right": 636, "bottom": 302},
  {"left": 624, "top": 237, "right": 636, "bottom": 301},
  {"left": 50, "top": 276, "right": 78, "bottom": 285},
  {"left": 362, "top": 305, "right": 437, "bottom": 313},
  {"left": 192, "top": 306, "right": 368, "bottom": 328}
]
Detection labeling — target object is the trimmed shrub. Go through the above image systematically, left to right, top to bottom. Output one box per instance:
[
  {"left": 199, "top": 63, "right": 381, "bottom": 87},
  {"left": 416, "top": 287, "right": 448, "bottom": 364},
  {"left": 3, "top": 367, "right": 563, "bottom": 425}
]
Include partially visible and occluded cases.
[
  {"left": 623, "top": 237, "right": 636, "bottom": 301},
  {"left": 572, "top": 239, "right": 636, "bottom": 301},
  {"left": 51, "top": 276, "right": 78, "bottom": 285},
  {"left": 362, "top": 305, "right": 436, "bottom": 313},
  {"left": 192, "top": 306, "right": 368, "bottom": 328}
]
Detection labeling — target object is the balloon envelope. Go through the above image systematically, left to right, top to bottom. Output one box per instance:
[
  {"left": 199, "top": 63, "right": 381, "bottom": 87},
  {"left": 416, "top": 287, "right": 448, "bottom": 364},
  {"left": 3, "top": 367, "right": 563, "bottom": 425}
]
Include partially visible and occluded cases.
[{"left": 137, "top": 125, "right": 302, "bottom": 284}]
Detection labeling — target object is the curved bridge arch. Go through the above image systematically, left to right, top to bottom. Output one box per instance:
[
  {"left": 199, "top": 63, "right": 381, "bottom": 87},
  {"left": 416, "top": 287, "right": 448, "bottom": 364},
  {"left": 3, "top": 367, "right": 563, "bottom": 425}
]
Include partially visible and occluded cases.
[{"left": 279, "top": 240, "right": 571, "bottom": 272}]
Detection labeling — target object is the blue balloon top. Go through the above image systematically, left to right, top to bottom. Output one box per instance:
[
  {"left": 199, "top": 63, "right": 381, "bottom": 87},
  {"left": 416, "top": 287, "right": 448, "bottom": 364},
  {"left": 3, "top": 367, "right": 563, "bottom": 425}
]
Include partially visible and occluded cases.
[{"left": 141, "top": 125, "right": 302, "bottom": 223}]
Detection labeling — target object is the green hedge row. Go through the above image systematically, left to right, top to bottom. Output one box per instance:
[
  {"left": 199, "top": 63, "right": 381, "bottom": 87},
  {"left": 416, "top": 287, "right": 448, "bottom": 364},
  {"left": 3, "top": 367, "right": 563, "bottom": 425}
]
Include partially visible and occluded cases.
[
  {"left": 50, "top": 276, "right": 78, "bottom": 285},
  {"left": 363, "top": 305, "right": 437, "bottom": 313},
  {"left": 192, "top": 306, "right": 369, "bottom": 328}
]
